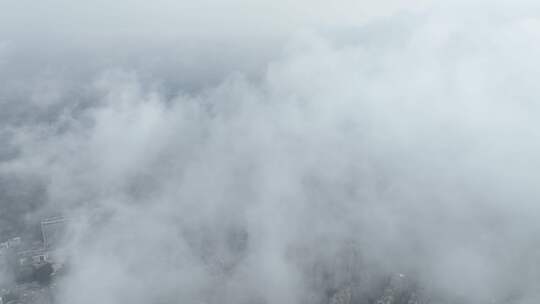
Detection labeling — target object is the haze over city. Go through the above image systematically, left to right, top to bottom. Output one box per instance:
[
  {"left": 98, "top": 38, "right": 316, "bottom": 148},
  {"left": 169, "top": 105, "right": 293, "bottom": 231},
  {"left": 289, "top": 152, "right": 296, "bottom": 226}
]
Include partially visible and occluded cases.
[{"left": 1, "top": 1, "right": 540, "bottom": 303}]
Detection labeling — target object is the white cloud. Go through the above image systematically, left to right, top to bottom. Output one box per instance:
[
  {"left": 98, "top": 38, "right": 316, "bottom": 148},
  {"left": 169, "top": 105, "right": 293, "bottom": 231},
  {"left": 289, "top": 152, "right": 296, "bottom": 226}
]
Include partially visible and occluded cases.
[{"left": 2, "top": 1, "right": 540, "bottom": 303}]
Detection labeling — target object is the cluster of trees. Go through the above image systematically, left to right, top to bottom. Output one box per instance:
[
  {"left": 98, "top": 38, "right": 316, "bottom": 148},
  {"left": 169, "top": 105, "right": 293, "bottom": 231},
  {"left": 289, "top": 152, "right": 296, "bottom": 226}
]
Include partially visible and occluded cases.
[
  {"left": 2, "top": 248, "right": 54, "bottom": 287},
  {"left": 14, "top": 262, "right": 54, "bottom": 285}
]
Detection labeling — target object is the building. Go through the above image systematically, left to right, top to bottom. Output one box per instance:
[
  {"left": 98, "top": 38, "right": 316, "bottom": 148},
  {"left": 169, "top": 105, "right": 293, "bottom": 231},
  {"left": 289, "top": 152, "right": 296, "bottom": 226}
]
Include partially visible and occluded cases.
[
  {"left": 40, "top": 217, "right": 67, "bottom": 249},
  {"left": 7, "top": 237, "right": 21, "bottom": 248},
  {"left": 17, "top": 247, "right": 50, "bottom": 265}
]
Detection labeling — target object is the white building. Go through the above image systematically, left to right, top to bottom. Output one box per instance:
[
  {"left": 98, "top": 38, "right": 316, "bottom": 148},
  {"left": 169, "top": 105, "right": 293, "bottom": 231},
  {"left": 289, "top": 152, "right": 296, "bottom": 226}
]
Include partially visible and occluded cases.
[{"left": 41, "top": 216, "right": 67, "bottom": 249}]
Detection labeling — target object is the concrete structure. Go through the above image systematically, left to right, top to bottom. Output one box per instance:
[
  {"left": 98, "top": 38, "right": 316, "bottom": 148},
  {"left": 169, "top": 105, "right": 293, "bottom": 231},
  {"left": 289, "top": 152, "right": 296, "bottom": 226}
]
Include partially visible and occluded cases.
[
  {"left": 40, "top": 217, "right": 67, "bottom": 249},
  {"left": 7, "top": 238, "right": 21, "bottom": 248},
  {"left": 17, "top": 247, "right": 50, "bottom": 266}
]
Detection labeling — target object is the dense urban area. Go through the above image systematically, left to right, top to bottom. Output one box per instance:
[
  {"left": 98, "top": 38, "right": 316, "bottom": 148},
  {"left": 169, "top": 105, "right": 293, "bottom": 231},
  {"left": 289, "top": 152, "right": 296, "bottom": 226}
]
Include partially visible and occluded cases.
[
  {"left": 0, "top": 215, "right": 429, "bottom": 304},
  {"left": 0, "top": 216, "right": 480, "bottom": 304},
  {"left": 0, "top": 217, "right": 66, "bottom": 304}
]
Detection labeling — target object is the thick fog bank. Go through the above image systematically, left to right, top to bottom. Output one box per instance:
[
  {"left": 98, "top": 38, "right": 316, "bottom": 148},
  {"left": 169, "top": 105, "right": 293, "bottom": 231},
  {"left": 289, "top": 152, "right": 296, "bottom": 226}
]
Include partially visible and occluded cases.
[{"left": 1, "top": 1, "right": 540, "bottom": 303}]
